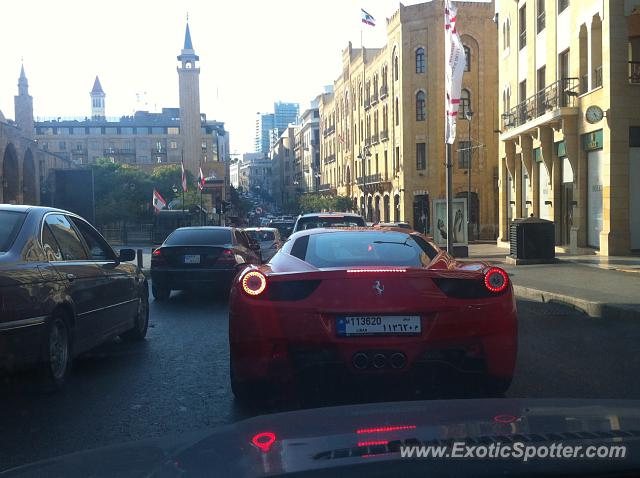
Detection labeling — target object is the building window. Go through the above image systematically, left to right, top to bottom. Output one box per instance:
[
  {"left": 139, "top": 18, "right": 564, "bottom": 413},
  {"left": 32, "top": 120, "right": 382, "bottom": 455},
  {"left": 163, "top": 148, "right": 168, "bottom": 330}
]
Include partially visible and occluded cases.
[
  {"left": 537, "top": 0, "right": 546, "bottom": 33},
  {"left": 558, "top": 0, "right": 569, "bottom": 13},
  {"left": 519, "top": 5, "right": 527, "bottom": 49},
  {"left": 503, "top": 18, "right": 511, "bottom": 50},
  {"left": 464, "top": 46, "right": 471, "bottom": 71},
  {"left": 416, "top": 47, "right": 425, "bottom": 73},
  {"left": 394, "top": 54, "right": 399, "bottom": 81},
  {"left": 459, "top": 89, "right": 471, "bottom": 116},
  {"left": 416, "top": 91, "right": 426, "bottom": 121},
  {"left": 167, "top": 127, "right": 179, "bottom": 135},
  {"left": 458, "top": 140, "right": 471, "bottom": 168},
  {"left": 59, "top": 141, "right": 66, "bottom": 150},
  {"left": 155, "top": 141, "right": 162, "bottom": 151},
  {"left": 170, "top": 141, "right": 177, "bottom": 149},
  {"left": 202, "top": 141, "right": 207, "bottom": 150},
  {"left": 416, "top": 142, "right": 426, "bottom": 170},
  {"left": 76, "top": 143, "right": 83, "bottom": 151}
]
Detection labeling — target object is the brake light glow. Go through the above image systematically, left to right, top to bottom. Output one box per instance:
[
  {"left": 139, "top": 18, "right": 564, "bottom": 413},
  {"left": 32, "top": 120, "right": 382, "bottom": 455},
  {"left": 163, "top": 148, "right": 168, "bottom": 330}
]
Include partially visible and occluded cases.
[
  {"left": 152, "top": 249, "right": 162, "bottom": 256},
  {"left": 223, "top": 249, "right": 234, "bottom": 256},
  {"left": 484, "top": 267, "right": 509, "bottom": 293},
  {"left": 347, "top": 268, "right": 407, "bottom": 273},
  {"left": 242, "top": 270, "right": 267, "bottom": 296},
  {"left": 356, "top": 425, "right": 416, "bottom": 434},
  {"left": 251, "top": 431, "right": 276, "bottom": 453},
  {"left": 357, "top": 440, "right": 389, "bottom": 447}
]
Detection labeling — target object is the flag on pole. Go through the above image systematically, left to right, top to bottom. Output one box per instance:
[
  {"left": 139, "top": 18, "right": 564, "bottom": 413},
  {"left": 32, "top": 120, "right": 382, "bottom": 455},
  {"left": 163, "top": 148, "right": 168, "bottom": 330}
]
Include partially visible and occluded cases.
[
  {"left": 444, "top": 0, "right": 466, "bottom": 144},
  {"left": 361, "top": 8, "right": 375, "bottom": 26},
  {"left": 181, "top": 160, "right": 188, "bottom": 192},
  {"left": 197, "top": 167, "right": 205, "bottom": 191},
  {"left": 152, "top": 189, "right": 167, "bottom": 212}
]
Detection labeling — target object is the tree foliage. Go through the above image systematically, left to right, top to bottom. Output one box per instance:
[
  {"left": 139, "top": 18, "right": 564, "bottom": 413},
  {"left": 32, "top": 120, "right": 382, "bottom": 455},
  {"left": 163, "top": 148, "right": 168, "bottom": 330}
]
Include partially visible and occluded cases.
[{"left": 298, "top": 194, "right": 354, "bottom": 213}]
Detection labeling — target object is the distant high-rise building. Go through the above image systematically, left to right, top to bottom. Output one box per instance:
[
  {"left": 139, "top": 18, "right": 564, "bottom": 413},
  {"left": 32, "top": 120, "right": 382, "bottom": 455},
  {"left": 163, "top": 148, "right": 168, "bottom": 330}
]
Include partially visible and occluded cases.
[
  {"left": 254, "top": 102, "right": 299, "bottom": 154},
  {"left": 255, "top": 112, "right": 274, "bottom": 154}
]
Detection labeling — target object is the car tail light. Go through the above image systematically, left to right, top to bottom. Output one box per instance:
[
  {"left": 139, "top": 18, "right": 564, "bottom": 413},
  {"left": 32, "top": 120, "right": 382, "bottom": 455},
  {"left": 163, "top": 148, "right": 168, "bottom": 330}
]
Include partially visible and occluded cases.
[
  {"left": 151, "top": 248, "right": 164, "bottom": 264},
  {"left": 219, "top": 249, "right": 236, "bottom": 262},
  {"left": 484, "top": 267, "right": 509, "bottom": 293},
  {"left": 242, "top": 270, "right": 267, "bottom": 296}
]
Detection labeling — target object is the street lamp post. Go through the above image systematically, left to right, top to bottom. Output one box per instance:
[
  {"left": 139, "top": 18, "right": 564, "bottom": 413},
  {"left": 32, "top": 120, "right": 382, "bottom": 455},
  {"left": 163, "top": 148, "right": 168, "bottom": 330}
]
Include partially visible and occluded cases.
[
  {"left": 464, "top": 110, "right": 474, "bottom": 241},
  {"left": 357, "top": 147, "right": 372, "bottom": 221}
]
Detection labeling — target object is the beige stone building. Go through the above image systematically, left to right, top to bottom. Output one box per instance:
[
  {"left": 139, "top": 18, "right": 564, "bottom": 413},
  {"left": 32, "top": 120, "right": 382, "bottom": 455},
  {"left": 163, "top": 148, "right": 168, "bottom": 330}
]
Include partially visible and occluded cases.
[
  {"left": 497, "top": 0, "right": 640, "bottom": 255},
  {"left": 319, "top": 1, "right": 498, "bottom": 239},
  {"left": 271, "top": 126, "right": 299, "bottom": 208}
]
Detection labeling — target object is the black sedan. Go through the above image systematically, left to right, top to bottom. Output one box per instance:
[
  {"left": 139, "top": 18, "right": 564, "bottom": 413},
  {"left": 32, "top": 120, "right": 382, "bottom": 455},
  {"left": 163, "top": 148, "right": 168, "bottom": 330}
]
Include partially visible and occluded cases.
[
  {"left": 0, "top": 205, "right": 149, "bottom": 390},
  {"left": 150, "top": 226, "right": 261, "bottom": 300}
]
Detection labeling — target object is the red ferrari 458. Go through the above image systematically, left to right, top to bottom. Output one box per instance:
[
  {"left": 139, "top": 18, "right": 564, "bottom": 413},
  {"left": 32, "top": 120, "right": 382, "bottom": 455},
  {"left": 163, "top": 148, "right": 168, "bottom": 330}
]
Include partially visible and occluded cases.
[{"left": 228, "top": 228, "right": 517, "bottom": 401}]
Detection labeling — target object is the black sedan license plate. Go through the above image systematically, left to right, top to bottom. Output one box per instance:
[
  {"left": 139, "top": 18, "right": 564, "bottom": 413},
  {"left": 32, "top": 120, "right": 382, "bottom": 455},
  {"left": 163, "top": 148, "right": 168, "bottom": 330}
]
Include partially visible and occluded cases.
[{"left": 336, "top": 316, "right": 421, "bottom": 336}]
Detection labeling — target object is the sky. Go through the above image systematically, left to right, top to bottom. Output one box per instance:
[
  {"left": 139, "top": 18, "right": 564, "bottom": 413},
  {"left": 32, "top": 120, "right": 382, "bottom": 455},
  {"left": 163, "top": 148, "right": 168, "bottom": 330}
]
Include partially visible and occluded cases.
[{"left": 0, "top": 0, "right": 489, "bottom": 155}]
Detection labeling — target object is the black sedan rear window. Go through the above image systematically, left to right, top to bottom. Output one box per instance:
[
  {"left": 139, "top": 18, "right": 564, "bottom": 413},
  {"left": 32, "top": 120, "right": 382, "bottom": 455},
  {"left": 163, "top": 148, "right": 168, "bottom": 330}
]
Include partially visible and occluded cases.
[
  {"left": 0, "top": 211, "right": 26, "bottom": 252},
  {"left": 164, "top": 229, "right": 232, "bottom": 246},
  {"left": 246, "top": 230, "right": 275, "bottom": 242},
  {"left": 291, "top": 231, "right": 437, "bottom": 268}
]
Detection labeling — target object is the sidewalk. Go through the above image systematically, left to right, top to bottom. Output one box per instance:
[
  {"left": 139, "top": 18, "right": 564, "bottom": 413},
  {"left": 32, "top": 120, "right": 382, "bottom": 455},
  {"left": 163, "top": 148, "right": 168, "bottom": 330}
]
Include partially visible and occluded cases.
[{"left": 469, "top": 243, "right": 640, "bottom": 319}]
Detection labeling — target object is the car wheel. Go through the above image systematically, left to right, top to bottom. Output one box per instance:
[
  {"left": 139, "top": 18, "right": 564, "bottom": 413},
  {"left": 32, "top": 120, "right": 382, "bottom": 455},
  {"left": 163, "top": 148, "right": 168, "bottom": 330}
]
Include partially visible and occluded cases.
[
  {"left": 152, "top": 284, "right": 170, "bottom": 301},
  {"left": 121, "top": 291, "right": 149, "bottom": 341},
  {"left": 40, "top": 311, "right": 72, "bottom": 392}
]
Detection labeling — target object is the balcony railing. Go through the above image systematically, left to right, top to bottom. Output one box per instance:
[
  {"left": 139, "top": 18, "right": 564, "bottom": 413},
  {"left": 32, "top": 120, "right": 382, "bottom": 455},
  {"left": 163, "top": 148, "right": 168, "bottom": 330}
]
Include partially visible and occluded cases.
[
  {"left": 630, "top": 61, "right": 640, "bottom": 84},
  {"left": 593, "top": 65, "right": 603, "bottom": 89},
  {"left": 502, "top": 77, "right": 579, "bottom": 131},
  {"left": 380, "top": 85, "right": 388, "bottom": 99},
  {"left": 371, "top": 93, "right": 379, "bottom": 105},
  {"left": 364, "top": 98, "right": 371, "bottom": 109},
  {"left": 323, "top": 125, "right": 336, "bottom": 137},
  {"left": 380, "top": 130, "right": 389, "bottom": 141},
  {"left": 371, "top": 133, "right": 379, "bottom": 144},
  {"left": 364, "top": 137, "right": 371, "bottom": 147},
  {"left": 323, "top": 154, "right": 336, "bottom": 164},
  {"left": 356, "top": 173, "right": 382, "bottom": 185},
  {"left": 318, "top": 183, "right": 332, "bottom": 191}
]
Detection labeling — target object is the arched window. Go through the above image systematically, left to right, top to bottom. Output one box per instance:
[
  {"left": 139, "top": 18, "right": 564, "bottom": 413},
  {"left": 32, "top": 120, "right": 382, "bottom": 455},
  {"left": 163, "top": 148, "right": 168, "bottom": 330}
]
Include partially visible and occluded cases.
[
  {"left": 503, "top": 18, "right": 511, "bottom": 50},
  {"left": 464, "top": 46, "right": 471, "bottom": 71},
  {"left": 415, "top": 47, "right": 425, "bottom": 73},
  {"left": 394, "top": 54, "right": 399, "bottom": 81},
  {"left": 460, "top": 89, "right": 471, "bottom": 116},
  {"left": 416, "top": 91, "right": 426, "bottom": 121},
  {"left": 395, "top": 97, "right": 399, "bottom": 125}
]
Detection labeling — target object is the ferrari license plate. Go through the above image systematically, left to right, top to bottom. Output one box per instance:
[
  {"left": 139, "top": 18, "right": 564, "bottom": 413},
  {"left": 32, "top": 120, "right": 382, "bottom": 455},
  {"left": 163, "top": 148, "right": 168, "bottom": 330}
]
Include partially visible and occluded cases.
[
  {"left": 183, "top": 255, "right": 201, "bottom": 264},
  {"left": 336, "top": 316, "right": 421, "bottom": 336}
]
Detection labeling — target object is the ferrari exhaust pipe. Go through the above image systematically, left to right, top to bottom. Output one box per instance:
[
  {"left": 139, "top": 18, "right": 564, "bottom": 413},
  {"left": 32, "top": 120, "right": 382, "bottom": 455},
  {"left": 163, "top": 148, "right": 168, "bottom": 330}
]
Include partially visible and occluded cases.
[
  {"left": 390, "top": 352, "right": 407, "bottom": 369},
  {"left": 353, "top": 353, "right": 369, "bottom": 370},
  {"left": 372, "top": 353, "right": 387, "bottom": 369}
]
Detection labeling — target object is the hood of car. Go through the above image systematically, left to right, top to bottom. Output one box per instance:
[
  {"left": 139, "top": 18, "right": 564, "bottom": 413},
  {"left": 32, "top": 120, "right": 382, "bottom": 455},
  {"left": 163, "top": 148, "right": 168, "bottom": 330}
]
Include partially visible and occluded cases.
[{"left": 5, "top": 399, "right": 640, "bottom": 478}]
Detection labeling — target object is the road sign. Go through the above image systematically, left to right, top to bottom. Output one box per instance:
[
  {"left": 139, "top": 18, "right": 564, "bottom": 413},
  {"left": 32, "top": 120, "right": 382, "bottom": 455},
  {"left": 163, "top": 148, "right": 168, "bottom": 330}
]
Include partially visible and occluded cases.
[{"left": 255, "top": 207, "right": 263, "bottom": 214}]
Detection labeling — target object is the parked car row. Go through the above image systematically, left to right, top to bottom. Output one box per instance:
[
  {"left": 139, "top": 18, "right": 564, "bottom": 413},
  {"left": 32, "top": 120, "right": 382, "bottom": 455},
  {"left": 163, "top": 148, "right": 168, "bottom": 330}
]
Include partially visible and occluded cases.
[{"left": 0, "top": 205, "right": 149, "bottom": 390}]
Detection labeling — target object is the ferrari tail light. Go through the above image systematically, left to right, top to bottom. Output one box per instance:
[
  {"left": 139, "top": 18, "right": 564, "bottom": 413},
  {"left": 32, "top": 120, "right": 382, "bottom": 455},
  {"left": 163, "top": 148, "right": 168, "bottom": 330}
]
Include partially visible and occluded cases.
[
  {"left": 484, "top": 267, "right": 509, "bottom": 293},
  {"left": 242, "top": 270, "right": 267, "bottom": 296}
]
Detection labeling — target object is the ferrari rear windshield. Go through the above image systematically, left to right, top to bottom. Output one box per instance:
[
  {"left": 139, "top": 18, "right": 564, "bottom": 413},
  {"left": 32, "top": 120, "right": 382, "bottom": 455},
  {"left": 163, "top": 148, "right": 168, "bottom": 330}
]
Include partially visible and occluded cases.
[
  {"left": 164, "top": 228, "right": 232, "bottom": 246},
  {"left": 291, "top": 231, "right": 438, "bottom": 268}
]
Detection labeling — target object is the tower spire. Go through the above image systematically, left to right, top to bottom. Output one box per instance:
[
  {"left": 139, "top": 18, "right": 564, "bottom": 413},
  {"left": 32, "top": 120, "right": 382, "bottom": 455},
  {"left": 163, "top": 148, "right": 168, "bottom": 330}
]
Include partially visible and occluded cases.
[
  {"left": 18, "top": 63, "right": 29, "bottom": 95},
  {"left": 90, "top": 75, "right": 106, "bottom": 119}
]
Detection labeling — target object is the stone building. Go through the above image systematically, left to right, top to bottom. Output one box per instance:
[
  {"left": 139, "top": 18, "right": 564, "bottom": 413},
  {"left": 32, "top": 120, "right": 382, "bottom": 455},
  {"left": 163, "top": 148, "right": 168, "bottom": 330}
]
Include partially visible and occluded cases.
[
  {"left": 497, "top": 0, "right": 640, "bottom": 255},
  {"left": 319, "top": 1, "right": 498, "bottom": 239}
]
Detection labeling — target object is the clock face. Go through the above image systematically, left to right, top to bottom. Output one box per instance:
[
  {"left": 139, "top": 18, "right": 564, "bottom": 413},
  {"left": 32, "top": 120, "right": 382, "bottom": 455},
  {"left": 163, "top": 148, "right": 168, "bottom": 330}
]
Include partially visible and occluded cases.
[{"left": 586, "top": 105, "right": 603, "bottom": 124}]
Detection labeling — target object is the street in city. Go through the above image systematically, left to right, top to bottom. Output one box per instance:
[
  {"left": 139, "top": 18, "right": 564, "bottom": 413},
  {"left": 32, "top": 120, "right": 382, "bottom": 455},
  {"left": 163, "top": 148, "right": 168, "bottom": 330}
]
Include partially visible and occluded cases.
[{"left": 1, "top": 291, "right": 640, "bottom": 472}]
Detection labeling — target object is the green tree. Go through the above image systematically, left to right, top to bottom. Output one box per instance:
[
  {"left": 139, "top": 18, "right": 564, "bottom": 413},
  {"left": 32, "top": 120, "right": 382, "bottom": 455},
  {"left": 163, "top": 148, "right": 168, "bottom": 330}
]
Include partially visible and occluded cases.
[
  {"left": 91, "top": 159, "right": 153, "bottom": 225},
  {"left": 150, "top": 164, "right": 199, "bottom": 209},
  {"left": 298, "top": 194, "right": 353, "bottom": 213}
]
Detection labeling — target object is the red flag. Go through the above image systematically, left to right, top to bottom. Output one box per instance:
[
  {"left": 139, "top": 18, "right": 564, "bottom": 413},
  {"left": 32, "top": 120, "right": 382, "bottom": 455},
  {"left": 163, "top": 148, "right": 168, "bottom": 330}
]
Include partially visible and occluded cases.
[
  {"left": 444, "top": 0, "right": 466, "bottom": 144},
  {"left": 181, "top": 160, "right": 188, "bottom": 192},
  {"left": 152, "top": 189, "right": 167, "bottom": 212}
]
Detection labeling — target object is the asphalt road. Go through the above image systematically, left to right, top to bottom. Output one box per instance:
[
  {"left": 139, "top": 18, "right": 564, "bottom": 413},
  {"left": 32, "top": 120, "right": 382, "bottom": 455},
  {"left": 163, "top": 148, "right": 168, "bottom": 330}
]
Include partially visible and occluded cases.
[{"left": 1, "top": 293, "right": 640, "bottom": 472}]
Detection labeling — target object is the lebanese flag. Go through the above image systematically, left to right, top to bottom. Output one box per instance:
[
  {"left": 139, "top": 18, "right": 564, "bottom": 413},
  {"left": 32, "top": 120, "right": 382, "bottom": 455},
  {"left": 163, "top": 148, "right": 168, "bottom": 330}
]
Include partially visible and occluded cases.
[
  {"left": 444, "top": 0, "right": 466, "bottom": 144},
  {"left": 361, "top": 8, "right": 375, "bottom": 27},
  {"left": 181, "top": 160, "right": 188, "bottom": 192},
  {"left": 197, "top": 167, "right": 205, "bottom": 191},
  {"left": 152, "top": 189, "right": 167, "bottom": 212}
]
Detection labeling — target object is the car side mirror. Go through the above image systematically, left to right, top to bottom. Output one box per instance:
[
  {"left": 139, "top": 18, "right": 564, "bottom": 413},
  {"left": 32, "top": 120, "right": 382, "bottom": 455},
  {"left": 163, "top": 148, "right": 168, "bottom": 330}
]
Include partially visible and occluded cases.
[{"left": 118, "top": 248, "right": 136, "bottom": 262}]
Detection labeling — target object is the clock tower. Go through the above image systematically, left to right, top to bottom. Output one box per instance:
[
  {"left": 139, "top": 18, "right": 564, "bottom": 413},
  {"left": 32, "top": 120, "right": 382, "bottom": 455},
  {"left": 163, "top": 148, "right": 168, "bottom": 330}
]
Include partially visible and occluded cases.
[{"left": 177, "top": 22, "right": 201, "bottom": 174}]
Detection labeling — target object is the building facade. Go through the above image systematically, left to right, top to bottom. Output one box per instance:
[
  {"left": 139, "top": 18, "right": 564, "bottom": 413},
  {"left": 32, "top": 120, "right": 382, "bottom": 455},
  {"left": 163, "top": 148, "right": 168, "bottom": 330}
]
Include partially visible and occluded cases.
[
  {"left": 497, "top": 0, "right": 640, "bottom": 255},
  {"left": 319, "top": 1, "right": 498, "bottom": 238},
  {"left": 32, "top": 23, "right": 229, "bottom": 186},
  {"left": 296, "top": 98, "right": 321, "bottom": 192},
  {"left": 255, "top": 102, "right": 300, "bottom": 154},
  {"left": 255, "top": 113, "right": 275, "bottom": 154},
  {"left": 270, "top": 125, "right": 298, "bottom": 208},
  {"left": 238, "top": 153, "right": 272, "bottom": 196}
]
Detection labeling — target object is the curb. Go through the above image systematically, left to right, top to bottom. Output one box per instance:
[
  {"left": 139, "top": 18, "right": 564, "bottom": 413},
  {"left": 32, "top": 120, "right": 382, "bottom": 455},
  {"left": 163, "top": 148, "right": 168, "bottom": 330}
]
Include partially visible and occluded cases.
[{"left": 513, "top": 285, "right": 640, "bottom": 319}]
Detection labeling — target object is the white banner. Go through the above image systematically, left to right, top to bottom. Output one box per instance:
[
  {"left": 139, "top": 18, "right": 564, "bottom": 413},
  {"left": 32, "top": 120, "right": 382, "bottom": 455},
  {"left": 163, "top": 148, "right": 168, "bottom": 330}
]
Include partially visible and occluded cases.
[{"left": 444, "top": 0, "right": 466, "bottom": 144}]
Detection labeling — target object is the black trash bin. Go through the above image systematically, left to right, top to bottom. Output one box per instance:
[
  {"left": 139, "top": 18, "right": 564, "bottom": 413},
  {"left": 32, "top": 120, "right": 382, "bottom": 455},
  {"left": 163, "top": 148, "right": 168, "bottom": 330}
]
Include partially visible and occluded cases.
[{"left": 508, "top": 217, "right": 556, "bottom": 264}]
